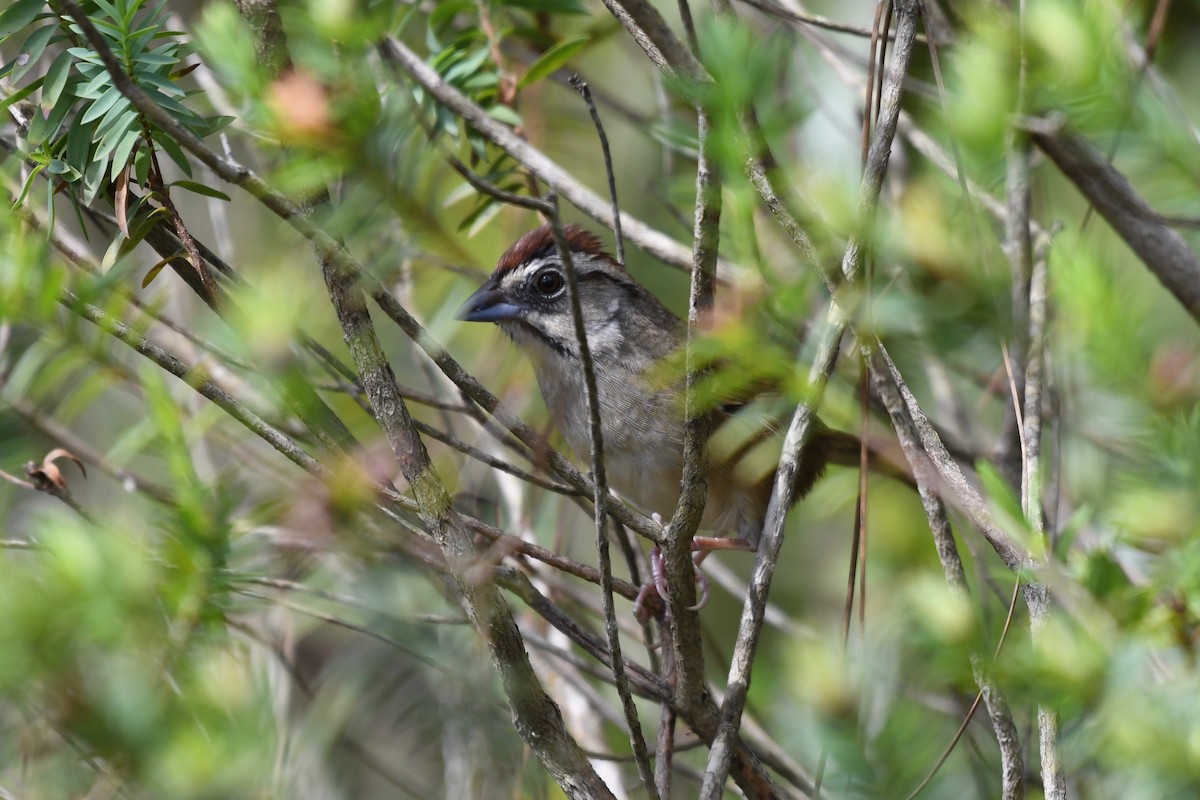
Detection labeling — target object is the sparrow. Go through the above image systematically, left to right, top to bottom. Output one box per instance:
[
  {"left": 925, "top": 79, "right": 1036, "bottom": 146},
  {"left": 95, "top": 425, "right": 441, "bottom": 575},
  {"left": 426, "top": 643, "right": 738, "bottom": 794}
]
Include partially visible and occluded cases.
[{"left": 458, "top": 225, "right": 877, "bottom": 562}]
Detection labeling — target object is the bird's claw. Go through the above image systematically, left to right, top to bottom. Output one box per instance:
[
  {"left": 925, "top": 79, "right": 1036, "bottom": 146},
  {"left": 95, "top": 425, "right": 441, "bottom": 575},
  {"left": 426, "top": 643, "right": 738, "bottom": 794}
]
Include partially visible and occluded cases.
[{"left": 632, "top": 544, "right": 710, "bottom": 624}]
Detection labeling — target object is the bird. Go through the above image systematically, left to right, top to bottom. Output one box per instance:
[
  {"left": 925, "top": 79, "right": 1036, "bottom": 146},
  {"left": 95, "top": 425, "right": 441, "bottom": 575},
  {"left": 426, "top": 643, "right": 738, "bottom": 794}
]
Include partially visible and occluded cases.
[{"left": 458, "top": 224, "right": 888, "bottom": 608}]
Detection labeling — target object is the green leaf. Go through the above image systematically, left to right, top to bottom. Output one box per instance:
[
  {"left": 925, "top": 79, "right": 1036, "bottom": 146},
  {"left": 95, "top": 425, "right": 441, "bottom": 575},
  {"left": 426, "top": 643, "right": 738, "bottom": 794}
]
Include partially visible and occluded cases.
[
  {"left": 0, "top": 0, "right": 45, "bottom": 41},
  {"left": 88, "top": 0, "right": 122, "bottom": 26},
  {"left": 120, "top": 0, "right": 142, "bottom": 28},
  {"left": 428, "top": 0, "right": 472, "bottom": 30},
  {"left": 89, "top": 18, "right": 124, "bottom": 39},
  {"left": 11, "top": 24, "right": 55, "bottom": 82},
  {"left": 517, "top": 35, "right": 589, "bottom": 89},
  {"left": 65, "top": 46, "right": 103, "bottom": 66},
  {"left": 443, "top": 46, "right": 490, "bottom": 83},
  {"left": 42, "top": 48, "right": 75, "bottom": 107},
  {"left": 133, "top": 49, "right": 176, "bottom": 66},
  {"left": 76, "top": 67, "right": 115, "bottom": 100},
  {"left": 132, "top": 67, "right": 184, "bottom": 97},
  {"left": 460, "top": 71, "right": 499, "bottom": 92},
  {"left": 80, "top": 86, "right": 125, "bottom": 123},
  {"left": 28, "top": 88, "right": 76, "bottom": 143},
  {"left": 144, "top": 88, "right": 201, "bottom": 126},
  {"left": 94, "top": 97, "right": 136, "bottom": 141},
  {"left": 486, "top": 104, "right": 522, "bottom": 127},
  {"left": 93, "top": 108, "right": 138, "bottom": 162},
  {"left": 194, "top": 114, "right": 233, "bottom": 137},
  {"left": 64, "top": 116, "right": 97, "bottom": 173},
  {"left": 109, "top": 127, "right": 142, "bottom": 180},
  {"left": 153, "top": 131, "right": 191, "bottom": 177},
  {"left": 134, "top": 145, "right": 151, "bottom": 184},
  {"left": 80, "top": 149, "right": 106, "bottom": 205},
  {"left": 12, "top": 162, "right": 45, "bottom": 209},
  {"left": 45, "top": 170, "right": 56, "bottom": 229},
  {"left": 443, "top": 179, "right": 479, "bottom": 208},
  {"left": 170, "top": 180, "right": 231, "bottom": 202},
  {"left": 460, "top": 197, "right": 503, "bottom": 237},
  {"left": 100, "top": 231, "right": 127, "bottom": 273},
  {"left": 141, "top": 252, "right": 182, "bottom": 288},
  {"left": 140, "top": 261, "right": 168, "bottom": 288},
  {"left": 975, "top": 459, "right": 1034, "bottom": 549}
]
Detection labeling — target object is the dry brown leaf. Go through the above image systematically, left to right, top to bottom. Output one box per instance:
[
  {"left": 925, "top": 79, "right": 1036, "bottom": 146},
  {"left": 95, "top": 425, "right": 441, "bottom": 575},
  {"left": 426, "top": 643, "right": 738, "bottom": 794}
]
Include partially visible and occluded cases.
[
  {"left": 114, "top": 164, "right": 130, "bottom": 238},
  {"left": 32, "top": 448, "right": 87, "bottom": 490}
]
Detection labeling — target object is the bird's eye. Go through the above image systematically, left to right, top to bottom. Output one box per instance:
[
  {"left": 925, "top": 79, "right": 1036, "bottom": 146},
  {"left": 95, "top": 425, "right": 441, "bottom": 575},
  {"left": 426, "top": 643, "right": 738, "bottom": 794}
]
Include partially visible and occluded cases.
[{"left": 534, "top": 270, "right": 564, "bottom": 295}]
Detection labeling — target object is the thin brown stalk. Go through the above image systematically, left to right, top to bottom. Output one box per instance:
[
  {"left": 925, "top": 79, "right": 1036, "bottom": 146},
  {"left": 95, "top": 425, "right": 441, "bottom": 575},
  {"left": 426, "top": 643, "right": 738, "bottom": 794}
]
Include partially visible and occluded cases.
[{"left": 548, "top": 203, "right": 658, "bottom": 799}]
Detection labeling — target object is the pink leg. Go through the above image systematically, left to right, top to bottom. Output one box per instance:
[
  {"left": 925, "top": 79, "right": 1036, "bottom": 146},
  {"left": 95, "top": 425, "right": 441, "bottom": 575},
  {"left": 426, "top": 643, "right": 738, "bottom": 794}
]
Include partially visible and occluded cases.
[
  {"left": 633, "top": 536, "right": 751, "bottom": 620},
  {"left": 692, "top": 536, "right": 756, "bottom": 553},
  {"left": 633, "top": 546, "right": 669, "bottom": 624}
]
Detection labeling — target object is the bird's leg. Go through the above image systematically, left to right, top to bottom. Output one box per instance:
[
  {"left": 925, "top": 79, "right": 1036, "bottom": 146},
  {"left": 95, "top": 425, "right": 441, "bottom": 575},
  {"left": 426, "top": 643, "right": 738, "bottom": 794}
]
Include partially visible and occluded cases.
[
  {"left": 632, "top": 518, "right": 753, "bottom": 623},
  {"left": 691, "top": 536, "right": 756, "bottom": 554},
  {"left": 632, "top": 545, "right": 668, "bottom": 624}
]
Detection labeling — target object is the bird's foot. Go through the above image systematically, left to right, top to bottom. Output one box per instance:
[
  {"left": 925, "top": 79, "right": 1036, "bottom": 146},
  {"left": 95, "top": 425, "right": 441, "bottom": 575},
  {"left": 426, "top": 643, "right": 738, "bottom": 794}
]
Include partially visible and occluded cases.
[{"left": 632, "top": 544, "right": 712, "bottom": 625}]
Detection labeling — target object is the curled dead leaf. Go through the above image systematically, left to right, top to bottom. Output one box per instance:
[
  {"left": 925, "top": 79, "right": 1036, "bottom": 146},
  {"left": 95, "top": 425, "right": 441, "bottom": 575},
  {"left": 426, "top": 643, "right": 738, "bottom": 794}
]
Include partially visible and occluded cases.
[{"left": 24, "top": 448, "right": 86, "bottom": 493}]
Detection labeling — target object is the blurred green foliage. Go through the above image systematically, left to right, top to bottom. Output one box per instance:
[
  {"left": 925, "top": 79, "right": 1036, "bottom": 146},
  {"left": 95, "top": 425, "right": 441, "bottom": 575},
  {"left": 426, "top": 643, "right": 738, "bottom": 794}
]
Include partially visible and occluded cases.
[{"left": 1, "top": 0, "right": 1200, "bottom": 797}]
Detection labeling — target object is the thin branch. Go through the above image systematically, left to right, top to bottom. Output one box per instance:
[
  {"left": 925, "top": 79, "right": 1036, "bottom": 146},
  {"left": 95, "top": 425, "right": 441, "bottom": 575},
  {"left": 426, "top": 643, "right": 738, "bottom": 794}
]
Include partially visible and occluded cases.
[
  {"left": 601, "top": 0, "right": 710, "bottom": 85},
  {"left": 736, "top": 0, "right": 931, "bottom": 43},
  {"left": 995, "top": 0, "right": 1033, "bottom": 488},
  {"left": 569, "top": 76, "right": 625, "bottom": 266},
  {"left": 663, "top": 103, "right": 721, "bottom": 720},
  {"left": 1027, "top": 117, "right": 1200, "bottom": 327},
  {"left": 444, "top": 152, "right": 554, "bottom": 213},
  {"left": 548, "top": 201, "right": 658, "bottom": 798},
  {"left": 1024, "top": 234, "right": 1063, "bottom": 800},
  {"left": 369, "top": 287, "right": 665, "bottom": 544},
  {"left": 59, "top": 290, "right": 329, "bottom": 480},
  {"left": 870, "top": 345, "right": 1028, "bottom": 570},
  {"left": 884, "top": 380, "right": 1025, "bottom": 800},
  {"left": 463, "top": 517, "right": 641, "bottom": 599},
  {"left": 499, "top": 568, "right": 670, "bottom": 701},
  {"left": 234, "top": 575, "right": 469, "bottom": 624},
  {"left": 235, "top": 589, "right": 463, "bottom": 677}
]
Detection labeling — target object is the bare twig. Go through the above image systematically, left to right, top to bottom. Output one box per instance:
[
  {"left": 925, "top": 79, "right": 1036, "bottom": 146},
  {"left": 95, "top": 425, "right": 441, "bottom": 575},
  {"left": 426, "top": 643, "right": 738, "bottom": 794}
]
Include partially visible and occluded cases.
[
  {"left": 601, "top": 0, "right": 710, "bottom": 85},
  {"left": 736, "top": 0, "right": 931, "bottom": 43},
  {"left": 995, "top": 0, "right": 1033, "bottom": 489},
  {"left": 569, "top": 76, "right": 625, "bottom": 266},
  {"left": 659, "top": 78, "right": 723, "bottom": 749},
  {"left": 1027, "top": 118, "right": 1200, "bottom": 327},
  {"left": 548, "top": 201, "right": 658, "bottom": 798},
  {"left": 1023, "top": 234, "right": 1064, "bottom": 800},
  {"left": 369, "top": 288, "right": 665, "bottom": 545},
  {"left": 59, "top": 290, "right": 329, "bottom": 481},
  {"left": 893, "top": 395, "right": 1026, "bottom": 800}
]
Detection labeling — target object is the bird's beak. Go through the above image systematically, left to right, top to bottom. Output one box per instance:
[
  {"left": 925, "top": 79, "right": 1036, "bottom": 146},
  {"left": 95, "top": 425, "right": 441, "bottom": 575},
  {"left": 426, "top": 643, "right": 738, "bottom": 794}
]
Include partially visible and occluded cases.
[{"left": 457, "top": 280, "right": 523, "bottom": 323}]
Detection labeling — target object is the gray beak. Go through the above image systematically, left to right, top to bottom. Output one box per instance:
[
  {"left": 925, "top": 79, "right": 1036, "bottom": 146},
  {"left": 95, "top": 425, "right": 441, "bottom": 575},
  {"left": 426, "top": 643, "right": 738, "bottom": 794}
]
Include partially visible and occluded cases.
[{"left": 457, "top": 280, "right": 523, "bottom": 323}]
